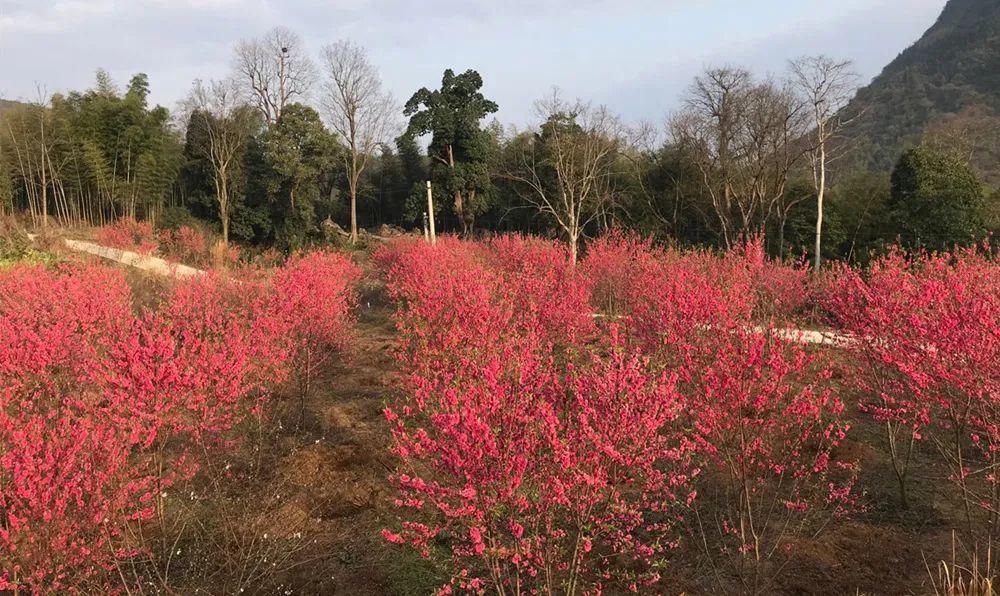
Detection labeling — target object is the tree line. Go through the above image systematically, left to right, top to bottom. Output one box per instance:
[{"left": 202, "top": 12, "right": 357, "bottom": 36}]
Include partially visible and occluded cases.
[{"left": 1, "top": 27, "right": 996, "bottom": 262}]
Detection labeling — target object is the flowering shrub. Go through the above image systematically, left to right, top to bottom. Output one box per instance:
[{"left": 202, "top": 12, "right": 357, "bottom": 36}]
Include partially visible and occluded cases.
[
  {"left": 95, "top": 218, "right": 159, "bottom": 255},
  {"left": 159, "top": 225, "right": 209, "bottom": 266},
  {"left": 158, "top": 226, "right": 244, "bottom": 270},
  {"left": 582, "top": 231, "right": 662, "bottom": 318},
  {"left": 583, "top": 233, "right": 746, "bottom": 358},
  {"left": 584, "top": 233, "right": 811, "bottom": 324},
  {"left": 380, "top": 235, "right": 855, "bottom": 593},
  {"left": 485, "top": 235, "right": 595, "bottom": 347},
  {"left": 584, "top": 235, "right": 855, "bottom": 590},
  {"left": 724, "top": 236, "right": 811, "bottom": 323},
  {"left": 376, "top": 237, "right": 501, "bottom": 373},
  {"left": 381, "top": 237, "right": 698, "bottom": 593},
  {"left": 209, "top": 239, "right": 242, "bottom": 268},
  {"left": 832, "top": 246, "right": 1000, "bottom": 526},
  {"left": 251, "top": 247, "right": 287, "bottom": 269},
  {"left": 272, "top": 251, "right": 362, "bottom": 422},
  {"left": 0, "top": 252, "right": 361, "bottom": 592},
  {"left": 273, "top": 252, "right": 362, "bottom": 359},
  {"left": 127, "top": 255, "right": 359, "bottom": 442},
  {"left": 803, "top": 263, "right": 857, "bottom": 328},
  {"left": 0, "top": 264, "right": 156, "bottom": 592},
  {"left": 139, "top": 271, "right": 292, "bottom": 442},
  {"left": 676, "top": 326, "right": 856, "bottom": 591},
  {"left": 385, "top": 330, "right": 698, "bottom": 594}
]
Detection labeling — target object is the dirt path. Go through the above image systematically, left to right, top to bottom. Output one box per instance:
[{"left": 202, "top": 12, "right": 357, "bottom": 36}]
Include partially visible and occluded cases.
[{"left": 277, "top": 298, "right": 414, "bottom": 594}]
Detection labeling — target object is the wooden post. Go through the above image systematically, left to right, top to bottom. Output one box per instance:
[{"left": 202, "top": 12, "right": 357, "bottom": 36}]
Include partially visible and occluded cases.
[
  {"left": 426, "top": 180, "right": 436, "bottom": 245},
  {"left": 422, "top": 212, "right": 429, "bottom": 242}
]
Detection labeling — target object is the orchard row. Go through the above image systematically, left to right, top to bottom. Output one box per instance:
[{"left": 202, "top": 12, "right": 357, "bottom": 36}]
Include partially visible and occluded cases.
[
  {"left": 1, "top": 233, "right": 996, "bottom": 593},
  {"left": 377, "top": 234, "right": 999, "bottom": 594},
  {"left": 0, "top": 252, "right": 359, "bottom": 592}
]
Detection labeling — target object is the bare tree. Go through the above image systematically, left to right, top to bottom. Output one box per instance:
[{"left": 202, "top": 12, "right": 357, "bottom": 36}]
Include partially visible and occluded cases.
[
  {"left": 233, "top": 27, "right": 316, "bottom": 124},
  {"left": 320, "top": 40, "right": 396, "bottom": 243},
  {"left": 789, "top": 56, "right": 859, "bottom": 270},
  {"left": 671, "top": 67, "right": 809, "bottom": 248},
  {"left": 671, "top": 67, "right": 749, "bottom": 247},
  {"left": 181, "top": 79, "right": 257, "bottom": 244},
  {"left": 1, "top": 89, "right": 63, "bottom": 229},
  {"left": 503, "top": 91, "right": 625, "bottom": 264},
  {"left": 0, "top": 99, "right": 9, "bottom": 218},
  {"left": 923, "top": 104, "right": 1000, "bottom": 185}
]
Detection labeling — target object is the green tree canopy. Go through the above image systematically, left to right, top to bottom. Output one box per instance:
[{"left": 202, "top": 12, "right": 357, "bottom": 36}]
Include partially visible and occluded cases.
[
  {"left": 402, "top": 69, "right": 498, "bottom": 235},
  {"left": 0, "top": 70, "right": 185, "bottom": 226},
  {"left": 261, "top": 103, "right": 340, "bottom": 249},
  {"left": 888, "top": 145, "right": 985, "bottom": 248}
]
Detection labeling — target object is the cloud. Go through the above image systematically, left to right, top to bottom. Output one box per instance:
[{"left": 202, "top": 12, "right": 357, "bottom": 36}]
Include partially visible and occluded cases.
[
  {"left": 0, "top": 0, "right": 948, "bottom": 127},
  {"left": 0, "top": 0, "right": 116, "bottom": 34},
  {"left": 0, "top": 0, "right": 259, "bottom": 34},
  {"left": 592, "top": 0, "right": 946, "bottom": 124}
]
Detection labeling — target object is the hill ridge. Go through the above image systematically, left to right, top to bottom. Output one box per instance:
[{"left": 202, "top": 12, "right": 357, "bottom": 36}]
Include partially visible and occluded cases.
[{"left": 842, "top": 0, "right": 1000, "bottom": 170}]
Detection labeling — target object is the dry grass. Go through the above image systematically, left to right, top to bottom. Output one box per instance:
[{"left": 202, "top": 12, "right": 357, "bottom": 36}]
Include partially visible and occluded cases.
[{"left": 927, "top": 533, "right": 996, "bottom": 596}]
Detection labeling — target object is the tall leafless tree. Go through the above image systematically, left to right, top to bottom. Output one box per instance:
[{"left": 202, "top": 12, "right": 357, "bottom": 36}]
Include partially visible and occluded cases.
[
  {"left": 233, "top": 27, "right": 316, "bottom": 124},
  {"left": 320, "top": 40, "right": 397, "bottom": 243},
  {"left": 789, "top": 55, "right": 859, "bottom": 270},
  {"left": 671, "top": 67, "right": 809, "bottom": 248},
  {"left": 672, "top": 67, "right": 749, "bottom": 247},
  {"left": 181, "top": 78, "right": 257, "bottom": 244},
  {"left": 1, "top": 89, "right": 62, "bottom": 229},
  {"left": 503, "top": 91, "right": 625, "bottom": 264},
  {"left": 923, "top": 104, "right": 1000, "bottom": 185}
]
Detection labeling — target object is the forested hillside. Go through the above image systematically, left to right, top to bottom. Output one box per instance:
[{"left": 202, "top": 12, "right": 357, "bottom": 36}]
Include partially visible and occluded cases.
[{"left": 842, "top": 0, "right": 1000, "bottom": 170}]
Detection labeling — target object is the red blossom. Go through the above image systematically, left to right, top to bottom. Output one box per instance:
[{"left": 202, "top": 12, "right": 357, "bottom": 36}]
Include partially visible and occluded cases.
[
  {"left": 95, "top": 218, "right": 159, "bottom": 255},
  {"left": 0, "top": 253, "right": 361, "bottom": 592}
]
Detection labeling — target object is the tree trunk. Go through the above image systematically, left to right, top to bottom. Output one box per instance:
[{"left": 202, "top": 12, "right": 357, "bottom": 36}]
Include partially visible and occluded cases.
[
  {"left": 39, "top": 112, "right": 48, "bottom": 229},
  {"left": 814, "top": 140, "right": 826, "bottom": 271},
  {"left": 446, "top": 144, "right": 472, "bottom": 236},
  {"left": 350, "top": 152, "right": 359, "bottom": 244},
  {"left": 217, "top": 171, "right": 230, "bottom": 245},
  {"left": 350, "top": 186, "right": 359, "bottom": 244},
  {"left": 454, "top": 190, "right": 466, "bottom": 236},
  {"left": 466, "top": 190, "right": 477, "bottom": 236},
  {"left": 778, "top": 214, "right": 787, "bottom": 259}
]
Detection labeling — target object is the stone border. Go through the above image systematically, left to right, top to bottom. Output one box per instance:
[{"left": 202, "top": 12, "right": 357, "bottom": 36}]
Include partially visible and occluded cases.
[{"left": 28, "top": 234, "right": 204, "bottom": 278}]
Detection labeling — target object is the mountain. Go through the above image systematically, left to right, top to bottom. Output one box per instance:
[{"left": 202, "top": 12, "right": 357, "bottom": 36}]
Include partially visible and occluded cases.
[{"left": 842, "top": 0, "right": 1000, "bottom": 170}]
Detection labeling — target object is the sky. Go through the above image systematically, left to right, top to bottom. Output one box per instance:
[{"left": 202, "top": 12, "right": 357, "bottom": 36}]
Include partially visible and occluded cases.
[{"left": 0, "top": 0, "right": 947, "bottom": 128}]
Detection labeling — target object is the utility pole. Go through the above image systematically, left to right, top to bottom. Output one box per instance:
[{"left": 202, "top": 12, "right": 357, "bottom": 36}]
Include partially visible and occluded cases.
[{"left": 426, "top": 180, "right": 436, "bottom": 245}]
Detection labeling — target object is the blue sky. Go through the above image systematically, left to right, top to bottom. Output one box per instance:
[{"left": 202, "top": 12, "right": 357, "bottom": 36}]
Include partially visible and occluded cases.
[{"left": 0, "top": 0, "right": 946, "bottom": 126}]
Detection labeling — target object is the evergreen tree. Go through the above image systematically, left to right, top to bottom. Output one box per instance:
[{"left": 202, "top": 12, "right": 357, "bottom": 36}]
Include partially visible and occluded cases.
[
  {"left": 402, "top": 69, "right": 498, "bottom": 235},
  {"left": 888, "top": 145, "right": 986, "bottom": 248}
]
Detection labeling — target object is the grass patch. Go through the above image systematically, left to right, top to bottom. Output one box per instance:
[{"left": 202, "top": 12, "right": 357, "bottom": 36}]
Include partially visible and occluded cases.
[
  {"left": 0, "top": 230, "right": 59, "bottom": 268},
  {"left": 384, "top": 548, "right": 449, "bottom": 595}
]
